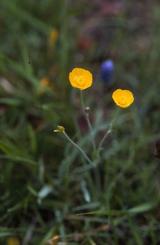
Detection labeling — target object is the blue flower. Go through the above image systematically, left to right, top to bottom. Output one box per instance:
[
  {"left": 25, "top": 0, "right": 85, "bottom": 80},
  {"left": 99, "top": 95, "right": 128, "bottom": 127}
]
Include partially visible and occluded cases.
[{"left": 100, "top": 59, "right": 115, "bottom": 84}]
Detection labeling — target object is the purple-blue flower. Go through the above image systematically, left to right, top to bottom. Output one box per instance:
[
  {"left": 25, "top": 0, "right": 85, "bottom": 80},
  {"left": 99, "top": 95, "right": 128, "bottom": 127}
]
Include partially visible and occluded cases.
[{"left": 100, "top": 59, "right": 115, "bottom": 84}]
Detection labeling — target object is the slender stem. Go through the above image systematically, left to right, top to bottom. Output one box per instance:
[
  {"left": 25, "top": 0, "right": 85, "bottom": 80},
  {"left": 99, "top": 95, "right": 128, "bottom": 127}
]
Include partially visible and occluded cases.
[
  {"left": 80, "top": 90, "right": 96, "bottom": 152},
  {"left": 80, "top": 90, "right": 85, "bottom": 112},
  {"left": 80, "top": 91, "right": 102, "bottom": 193},
  {"left": 97, "top": 109, "right": 119, "bottom": 153},
  {"left": 98, "top": 128, "right": 112, "bottom": 153},
  {"left": 63, "top": 131, "right": 93, "bottom": 165}
]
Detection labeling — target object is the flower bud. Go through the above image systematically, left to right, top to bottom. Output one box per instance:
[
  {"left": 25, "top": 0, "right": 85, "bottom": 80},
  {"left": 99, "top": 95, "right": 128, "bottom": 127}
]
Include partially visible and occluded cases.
[{"left": 53, "top": 125, "right": 65, "bottom": 133}]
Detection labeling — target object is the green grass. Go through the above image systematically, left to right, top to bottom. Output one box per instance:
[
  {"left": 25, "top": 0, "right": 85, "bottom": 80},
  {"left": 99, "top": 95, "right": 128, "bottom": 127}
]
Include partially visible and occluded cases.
[{"left": 0, "top": 0, "right": 160, "bottom": 244}]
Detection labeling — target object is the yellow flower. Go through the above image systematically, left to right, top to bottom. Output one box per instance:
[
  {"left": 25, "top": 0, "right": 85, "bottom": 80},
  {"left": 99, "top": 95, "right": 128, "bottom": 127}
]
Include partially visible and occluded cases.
[
  {"left": 49, "top": 29, "right": 58, "bottom": 48},
  {"left": 69, "top": 68, "right": 93, "bottom": 90},
  {"left": 39, "top": 77, "right": 51, "bottom": 94},
  {"left": 40, "top": 77, "right": 49, "bottom": 88},
  {"left": 112, "top": 89, "right": 134, "bottom": 108},
  {"left": 47, "top": 235, "right": 60, "bottom": 245},
  {"left": 7, "top": 237, "right": 20, "bottom": 245}
]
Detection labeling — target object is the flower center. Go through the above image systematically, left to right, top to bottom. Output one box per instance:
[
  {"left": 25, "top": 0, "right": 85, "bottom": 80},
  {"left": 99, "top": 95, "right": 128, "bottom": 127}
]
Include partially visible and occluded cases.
[
  {"left": 76, "top": 76, "right": 84, "bottom": 84},
  {"left": 120, "top": 96, "right": 128, "bottom": 105}
]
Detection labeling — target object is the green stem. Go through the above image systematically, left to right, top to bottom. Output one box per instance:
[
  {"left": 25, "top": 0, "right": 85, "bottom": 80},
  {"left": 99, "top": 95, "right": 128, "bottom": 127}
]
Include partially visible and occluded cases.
[
  {"left": 80, "top": 90, "right": 96, "bottom": 152},
  {"left": 80, "top": 92, "right": 103, "bottom": 193},
  {"left": 97, "top": 108, "right": 119, "bottom": 154},
  {"left": 98, "top": 128, "right": 112, "bottom": 153},
  {"left": 63, "top": 131, "right": 93, "bottom": 165}
]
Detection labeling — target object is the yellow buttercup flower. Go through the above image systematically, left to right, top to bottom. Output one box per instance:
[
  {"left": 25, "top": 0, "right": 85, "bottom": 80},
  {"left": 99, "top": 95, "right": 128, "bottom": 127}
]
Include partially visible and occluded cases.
[
  {"left": 49, "top": 29, "right": 58, "bottom": 48},
  {"left": 69, "top": 68, "right": 93, "bottom": 90},
  {"left": 39, "top": 77, "right": 53, "bottom": 94},
  {"left": 40, "top": 77, "right": 49, "bottom": 88},
  {"left": 112, "top": 89, "right": 134, "bottom": 108},
  {"left": 47, "top": 235, "right": 60, "bottom": 245},
  {"left": 7, "top": 237, "right": 20, "bottom": 245}
]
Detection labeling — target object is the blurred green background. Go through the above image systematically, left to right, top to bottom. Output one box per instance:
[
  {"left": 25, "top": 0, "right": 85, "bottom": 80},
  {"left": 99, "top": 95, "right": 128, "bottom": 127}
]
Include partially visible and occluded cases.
[{"left": 0, "top": 0, "right": 160, "bottom": 244}]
